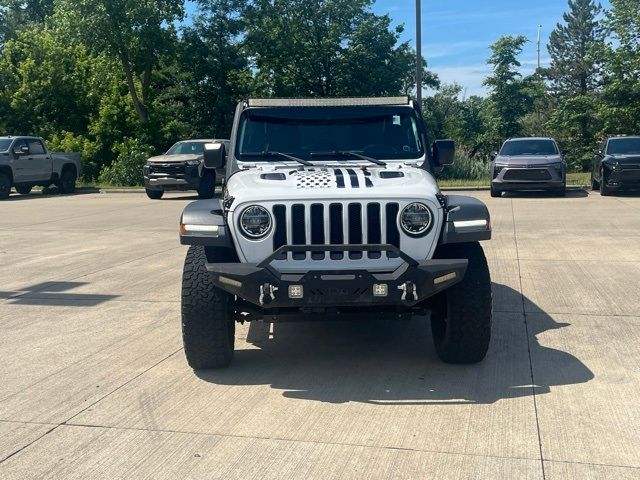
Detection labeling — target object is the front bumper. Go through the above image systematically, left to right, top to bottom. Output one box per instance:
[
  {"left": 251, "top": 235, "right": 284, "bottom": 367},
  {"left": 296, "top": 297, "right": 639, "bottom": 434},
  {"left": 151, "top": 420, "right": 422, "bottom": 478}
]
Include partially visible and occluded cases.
[
  {"left": 143, "top": 163, "right": 201, "bottom": 191},
  {"left": 492, "top": 165, "right": 565, "bottom": 191},
  {"left": 605, "top": 168, "right": 640, "bottom": 190},
  {"left": 206, "top": 245, "right": 468, "bottom": 309}
]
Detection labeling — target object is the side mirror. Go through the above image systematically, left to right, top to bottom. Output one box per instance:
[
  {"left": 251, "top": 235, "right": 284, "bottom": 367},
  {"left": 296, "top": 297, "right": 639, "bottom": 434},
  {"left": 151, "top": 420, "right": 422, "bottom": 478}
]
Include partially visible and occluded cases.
[
  {"left": 433, "top": 139, "right": 455, "bottom": 166},
  {"left": 203, "top": 143, "right": 226, "bottom": 169},
  {"left": 15, "top": 144, "right": 29, "bottom": 155},
  {"left": 594, "top": 149, "right": 602, "bottom": 156},
  {"left": 491, "top": 151, "right": 499, "bottom": 157}
]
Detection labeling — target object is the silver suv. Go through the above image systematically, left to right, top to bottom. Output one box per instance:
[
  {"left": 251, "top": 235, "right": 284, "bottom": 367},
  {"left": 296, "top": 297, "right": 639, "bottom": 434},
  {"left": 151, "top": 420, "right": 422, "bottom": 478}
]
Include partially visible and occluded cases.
[{"left": 491, "top": 137, "right": 566, "bottom": 197}]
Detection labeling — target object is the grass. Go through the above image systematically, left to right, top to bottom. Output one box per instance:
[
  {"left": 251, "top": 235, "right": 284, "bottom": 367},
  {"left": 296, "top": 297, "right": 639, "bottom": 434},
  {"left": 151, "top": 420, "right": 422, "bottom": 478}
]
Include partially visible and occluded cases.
[{"left": 438, "top": 172, "right": 591, "bottom": 189}]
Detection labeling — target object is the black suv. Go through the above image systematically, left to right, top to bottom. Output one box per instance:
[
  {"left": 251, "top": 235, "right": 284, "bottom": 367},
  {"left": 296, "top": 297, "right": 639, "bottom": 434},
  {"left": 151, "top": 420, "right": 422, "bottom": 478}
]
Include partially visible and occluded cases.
[{"left": 592, "top": 136, "right": 640, "bottom": 196}]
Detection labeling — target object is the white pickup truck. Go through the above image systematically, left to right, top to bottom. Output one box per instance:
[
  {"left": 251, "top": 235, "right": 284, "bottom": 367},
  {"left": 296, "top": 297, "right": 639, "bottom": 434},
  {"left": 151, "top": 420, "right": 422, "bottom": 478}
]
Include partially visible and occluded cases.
[{"left": 0, "top": 136, "right": 81, "bottom": 199}]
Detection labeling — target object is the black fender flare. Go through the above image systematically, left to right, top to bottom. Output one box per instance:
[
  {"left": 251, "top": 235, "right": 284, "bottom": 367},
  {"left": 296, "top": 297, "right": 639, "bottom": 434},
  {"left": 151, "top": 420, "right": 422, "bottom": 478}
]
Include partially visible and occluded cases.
[
  {"left": 439, "top": 195, "right": 492, "bottom": 245},
  {"left": 179, "top": 199, "right": 233, "bottom": 248}
]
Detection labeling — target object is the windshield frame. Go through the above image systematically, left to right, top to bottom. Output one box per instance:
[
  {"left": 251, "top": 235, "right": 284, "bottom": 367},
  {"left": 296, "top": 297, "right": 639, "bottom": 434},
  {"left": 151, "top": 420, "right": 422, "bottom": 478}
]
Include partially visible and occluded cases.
[
  {"left": 233, "top": 105, "right": 426, "bottom": 165},
  {"left": 606, "top": 137, "right": 640, "bottom": 155},
  {"left": 499, "top": 139, "right": 559, "bottom": 156}
]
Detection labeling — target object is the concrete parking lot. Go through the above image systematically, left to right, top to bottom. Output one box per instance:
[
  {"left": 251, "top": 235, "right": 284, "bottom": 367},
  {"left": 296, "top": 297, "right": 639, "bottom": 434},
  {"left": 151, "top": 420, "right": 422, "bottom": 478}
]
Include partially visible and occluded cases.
[{"left": 1, "top": 189, "right": 640, "bottom": 479}]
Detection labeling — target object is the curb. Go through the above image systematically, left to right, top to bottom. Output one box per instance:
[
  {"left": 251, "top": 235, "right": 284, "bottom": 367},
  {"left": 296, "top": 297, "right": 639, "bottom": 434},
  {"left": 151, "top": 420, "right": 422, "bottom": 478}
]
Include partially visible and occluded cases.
[{"left": 87, "top": 186, "right": 592, "bottom": 194}]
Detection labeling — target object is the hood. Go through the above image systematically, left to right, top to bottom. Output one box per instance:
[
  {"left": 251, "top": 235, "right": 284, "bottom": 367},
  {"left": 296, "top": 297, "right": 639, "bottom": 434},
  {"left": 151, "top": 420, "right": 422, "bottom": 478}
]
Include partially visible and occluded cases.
[
  {"left": 146, "top": 153, "right": 202, "bottom": 163},
  {"left": 495, "top": 154, "right": 563, "bottom": 166},
  {"left": 226, "top": 164, "right": 440, "bottom": 203}
]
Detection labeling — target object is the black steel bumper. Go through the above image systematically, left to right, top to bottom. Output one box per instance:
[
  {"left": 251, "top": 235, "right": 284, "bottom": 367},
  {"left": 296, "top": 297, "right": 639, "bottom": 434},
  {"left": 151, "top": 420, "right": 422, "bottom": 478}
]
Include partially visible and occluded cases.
[{"left": 206, "top": 245, "right": 468, "bottom": 309}]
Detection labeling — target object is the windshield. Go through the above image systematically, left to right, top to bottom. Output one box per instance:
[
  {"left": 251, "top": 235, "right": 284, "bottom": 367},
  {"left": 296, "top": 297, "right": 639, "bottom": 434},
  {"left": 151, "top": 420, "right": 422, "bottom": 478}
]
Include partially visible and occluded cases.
[
  {"left": 236, "top": 107, "right": 424, "bottom": 161},
  {"left": 607, "top": 138, "right": 640, "bottom": 155},
  {"left": 0, "top": 139, "right": 12, "bottom": 152},
  {"left": 500, "top": 140, "right": 558, "bottom": 156},
  {"left": 166, "top": 142, "right": 207, "bottom": 155}
]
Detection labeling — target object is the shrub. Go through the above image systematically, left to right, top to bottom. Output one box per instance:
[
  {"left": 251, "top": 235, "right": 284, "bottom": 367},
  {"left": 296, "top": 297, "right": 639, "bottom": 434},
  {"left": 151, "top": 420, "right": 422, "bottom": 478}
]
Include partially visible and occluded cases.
[
  {"left": 47, "top": 131, "right": 102, "bottom": 181},
  {"left": 98, "top": 138, "right": 155, "bottom": 186},
  {"left": 436, "top": 154, "right": 491, "bottom": 181}
]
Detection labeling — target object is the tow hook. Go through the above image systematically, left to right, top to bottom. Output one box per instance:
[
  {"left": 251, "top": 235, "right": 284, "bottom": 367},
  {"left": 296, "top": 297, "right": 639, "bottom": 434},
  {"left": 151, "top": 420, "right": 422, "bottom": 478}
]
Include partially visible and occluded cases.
[
  {"left": 398, "top": 282, "right": 418, "bottom": 302},
  {"left": 259, "top": 283, "right": 278, "bottom": 306}
]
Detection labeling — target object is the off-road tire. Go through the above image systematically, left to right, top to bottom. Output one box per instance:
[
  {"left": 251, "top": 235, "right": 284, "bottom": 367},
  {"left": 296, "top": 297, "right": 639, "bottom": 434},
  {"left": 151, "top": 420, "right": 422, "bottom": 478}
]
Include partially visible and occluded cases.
[
  {"left": 58, "top": 167, "right": 77, "bottom": 194},
  {"left": 600, "top": 170, "right": 612, "bottom": 197},
  {"left": 197, "top": 171, "right": 216, "bottom": 199},
  {"left": 0, "top": 173, "right": 11, "bottom": 199},
  {"left": 16, "top": 185, "right": 32, "bottom": 195},
  {"left": 490, "top": 185, "right": 501, "bottom": 198},
  {"left": 146, "top": 188, "right": 164, "bottom": 200},
  {"left": 430, "top": 242, "right": 492, "bottom": 364},
  {"left": 181, "top": 245, "right": 235, "bottom": 369}
]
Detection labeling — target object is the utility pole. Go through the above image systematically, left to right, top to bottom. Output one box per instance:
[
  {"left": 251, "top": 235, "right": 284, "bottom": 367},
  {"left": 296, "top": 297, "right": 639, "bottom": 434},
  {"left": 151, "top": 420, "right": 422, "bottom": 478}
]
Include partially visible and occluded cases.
[
  {"left": 416, "top": 0, "right": 422, "bottom": 106},
  {"left": 537, "top": 24, "right": 542, "bottom": 72}
]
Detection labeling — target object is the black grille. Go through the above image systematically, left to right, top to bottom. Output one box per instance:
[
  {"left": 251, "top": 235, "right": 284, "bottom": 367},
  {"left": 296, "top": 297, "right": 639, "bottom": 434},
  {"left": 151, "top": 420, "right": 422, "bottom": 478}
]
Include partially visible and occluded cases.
[
  {"left": 150, "top": 164, "right": 185, "bottom": 175},
  {"left": 503, "top": 168, "right": 552, "bottom": 181},
  {"left": 272, "top": 202, "right": 399, "bottom": 260}
]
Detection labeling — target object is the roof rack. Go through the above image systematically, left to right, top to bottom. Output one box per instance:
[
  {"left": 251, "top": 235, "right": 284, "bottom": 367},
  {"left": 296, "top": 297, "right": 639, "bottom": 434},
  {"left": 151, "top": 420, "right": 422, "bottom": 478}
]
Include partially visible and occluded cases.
[{"left": 247, "top": 97, "right": 411, "bottom": 108}]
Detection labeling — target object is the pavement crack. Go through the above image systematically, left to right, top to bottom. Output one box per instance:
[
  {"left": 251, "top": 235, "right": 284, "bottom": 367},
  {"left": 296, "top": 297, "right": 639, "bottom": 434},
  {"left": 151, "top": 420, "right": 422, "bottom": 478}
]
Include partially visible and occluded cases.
[
  {"left": 511, "top": 198, "right": 546, "bottom": 480},
  {"left": 0, "top": 424, "right": 61, "bottom": 465}
]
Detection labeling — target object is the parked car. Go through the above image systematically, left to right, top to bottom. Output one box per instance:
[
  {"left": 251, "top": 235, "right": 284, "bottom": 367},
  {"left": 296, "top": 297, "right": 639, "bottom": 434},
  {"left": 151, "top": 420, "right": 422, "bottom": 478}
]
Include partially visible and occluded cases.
[
  {"left": 178, "top": 96, "right": 493, "bottom": 370},
  {"left": 0, "top": 136, "right": 81, "bottom": 200},
  {"left": 592, "top": 136, "right": 640, "bottom": 196},
  {"left": 490, "top": 137, "right": 567, "bottom": 197},
  {"left": 143, "top": 139, "right": 229, "bottom": 200}
]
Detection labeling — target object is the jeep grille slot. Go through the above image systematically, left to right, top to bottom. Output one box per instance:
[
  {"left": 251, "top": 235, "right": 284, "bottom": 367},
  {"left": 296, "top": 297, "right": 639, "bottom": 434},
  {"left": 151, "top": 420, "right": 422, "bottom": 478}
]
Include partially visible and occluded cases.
[
  {"left": 270, "top": 201, "right": 400, "bottom": 261},
  {"left": 385, "top": 203, "right": 400, "bottom": 257},
  {"left": 291, "top": 204, "right": 306, "bottom": 259},
  {"left": 273, "top": 205, "right": 287, "bottom": 258}
]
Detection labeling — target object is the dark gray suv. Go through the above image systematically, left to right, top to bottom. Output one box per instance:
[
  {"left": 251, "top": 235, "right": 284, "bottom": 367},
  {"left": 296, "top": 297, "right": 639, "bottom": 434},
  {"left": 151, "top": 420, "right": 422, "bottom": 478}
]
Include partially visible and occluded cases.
[{"left": 491, "top": 138, "right": 566, "bottom": 197}]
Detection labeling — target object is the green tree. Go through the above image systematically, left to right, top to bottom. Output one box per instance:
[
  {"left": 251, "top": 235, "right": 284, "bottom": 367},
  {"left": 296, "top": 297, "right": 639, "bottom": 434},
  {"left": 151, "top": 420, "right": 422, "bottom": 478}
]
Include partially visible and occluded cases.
[
  {"left": 0, "top": 0, "right": 55, "bottom": 47},
  {"left": 55, "top": 0, "right": 185, "bottom": 123},
  {"left": 177, "top": 0, "right": 253, "bottom": 138},
  {"left": 244, "top": 0, "right": 435, "bottom": 97},
  {"left": 543, "top": 0, "right": 604, "bottom": 170},
  {"left": 599, "top": 0, "right": 640, "bottom": 134},
  {"left": 0, "top": 28, "right": 95, "bottom": 137},
  {"left": 483, "top": 35, "right": 536, "bottom": 143}
]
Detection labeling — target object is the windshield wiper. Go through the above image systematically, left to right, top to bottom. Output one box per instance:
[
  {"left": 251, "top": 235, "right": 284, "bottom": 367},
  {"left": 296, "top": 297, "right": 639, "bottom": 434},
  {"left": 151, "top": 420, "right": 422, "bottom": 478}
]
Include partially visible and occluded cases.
[
  {"left": 242, "top": 151, "right": 313, "bottom": 166},
  {"left": 309, "top": 151, "right": 387, "bottom": 166}
]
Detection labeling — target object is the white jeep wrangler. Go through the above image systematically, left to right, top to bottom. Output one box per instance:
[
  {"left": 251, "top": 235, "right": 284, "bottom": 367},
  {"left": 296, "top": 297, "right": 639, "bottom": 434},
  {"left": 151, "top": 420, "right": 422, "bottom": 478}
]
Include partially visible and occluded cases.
[{"left": 179, "top": 97, "right": 492, "bottom": 369}]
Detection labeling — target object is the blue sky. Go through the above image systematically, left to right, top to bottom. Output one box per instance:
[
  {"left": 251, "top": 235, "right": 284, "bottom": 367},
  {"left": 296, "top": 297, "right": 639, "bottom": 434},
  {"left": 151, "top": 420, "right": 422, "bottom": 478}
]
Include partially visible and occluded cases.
[{"left": 371, "top": 0, "right": 611, "bottom": 96}]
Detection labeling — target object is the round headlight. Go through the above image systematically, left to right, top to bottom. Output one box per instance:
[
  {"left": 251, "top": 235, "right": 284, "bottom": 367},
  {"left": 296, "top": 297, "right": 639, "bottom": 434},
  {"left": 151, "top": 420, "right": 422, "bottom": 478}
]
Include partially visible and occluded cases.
[
  {"left": 400, "top": 203, "right": 433, "bottom": 237},
  {"left": 239, "top": 205, "right": 272, "bottom": 239}
]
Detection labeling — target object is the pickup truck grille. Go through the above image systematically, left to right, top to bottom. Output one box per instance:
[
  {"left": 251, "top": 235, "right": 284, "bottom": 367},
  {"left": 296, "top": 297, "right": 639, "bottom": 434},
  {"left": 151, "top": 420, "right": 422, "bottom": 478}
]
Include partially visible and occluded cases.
[
  {"left": 149, "top": 164, "right": 185, "bottom": 175},
  {"left": 503, "top": 168, "right": 552, "bottom": 181},
  {"left": 272, "top": 202, "right": 400, "bottom": 261}
]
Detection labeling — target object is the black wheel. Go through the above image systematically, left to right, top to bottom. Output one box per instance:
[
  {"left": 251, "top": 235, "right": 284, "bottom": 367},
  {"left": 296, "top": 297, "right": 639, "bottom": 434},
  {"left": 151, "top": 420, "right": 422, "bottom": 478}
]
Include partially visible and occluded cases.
[
  {"left": 58, "top": 167, "right": 77, "bottom": 194},
  {"left": 600, "top": 170, "right": 612, "bottom": 196},
  {"left": 197, "top": 171, "right": 216, "bottom": 199},
  {"left": 0, "top": 173, "right": 11, "bottom": 199},
  {"left": 15, "top": 185, "right": 32, "bottom": 195},
  {"left": 490, "top": 185, "right": 501, "bottom": 198},
  {"left": 146, "top": 188, "right": 164, "bottom": 200},
  {"left": 430, "top": 242, "right": 492, "bottom": 364},
  {"left": 181, "top": 245, "right": 235, "bottom": 369}
]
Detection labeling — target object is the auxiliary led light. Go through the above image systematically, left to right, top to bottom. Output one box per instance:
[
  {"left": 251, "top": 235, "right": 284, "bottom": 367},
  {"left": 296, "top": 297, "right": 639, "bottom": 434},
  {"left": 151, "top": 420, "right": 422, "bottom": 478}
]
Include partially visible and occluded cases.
[
  {"left": 373, "top": 284, "right": 388, "bottom": 297},
  {"left": 288, "top": 285, "right": 304, "bottom": 299}
]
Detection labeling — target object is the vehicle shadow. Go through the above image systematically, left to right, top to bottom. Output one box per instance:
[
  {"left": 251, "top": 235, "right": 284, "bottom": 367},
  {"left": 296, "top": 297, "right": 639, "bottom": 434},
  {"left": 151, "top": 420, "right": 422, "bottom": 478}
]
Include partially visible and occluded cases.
[
  {"left": 502, "top": 189, "right": 589, "bottom": 199},
  {"left": 0, "top": 281, "right": 118, "bottom": 306},
  {"left": 196, "top": 283, "right": 594, "bottom": 405}
]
